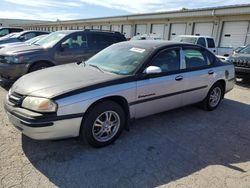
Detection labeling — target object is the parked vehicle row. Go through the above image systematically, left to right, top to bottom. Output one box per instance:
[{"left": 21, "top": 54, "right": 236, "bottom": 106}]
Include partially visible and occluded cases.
[
  {"left": 0, "top": 27, "right": 23, "bottom": 38},
  {"left": 0, "top": 30, "right": 126, "bottom": 83},
  {"left": 0, "top": 30, "right": 49, "bottom": 45},
  {"left": 0, "top": 34, "right": 48, "bottom": 49},
  {"left": 131, "top": 34, "right": 163, "bottom": 41},
  {"left": 172, "top": 35, "right": 234, "bottom": 57},
  {"left": 173, "top": 35, "right": 250, "bottom": 79},
  {"left": 4, "top": 39, "right": 235, "bottom": 147},
  {"left": 228, "top": 44, "right": 250, "bottom": 78}
]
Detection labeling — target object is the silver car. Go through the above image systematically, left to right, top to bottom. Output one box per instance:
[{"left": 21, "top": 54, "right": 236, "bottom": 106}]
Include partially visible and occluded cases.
[{"left": 5, "top": 41, "right": 235, "bottom": 147}]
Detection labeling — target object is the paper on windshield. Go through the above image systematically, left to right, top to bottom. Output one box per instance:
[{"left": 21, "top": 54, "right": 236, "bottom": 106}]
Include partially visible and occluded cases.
[{"left": 129, "top": 47, "right": 145, "bottom": 53}]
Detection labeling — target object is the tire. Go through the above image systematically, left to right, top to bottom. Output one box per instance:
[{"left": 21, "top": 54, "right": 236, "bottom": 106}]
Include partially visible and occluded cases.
[
  {"left": 28, "top": 62, "right": 52, "bottom": 73},
  {"left": 202, "top": 82, "right": 224, "bottom": 111},
  {"left": 80, "top": 100, "right": 125, "bottom": 148}
]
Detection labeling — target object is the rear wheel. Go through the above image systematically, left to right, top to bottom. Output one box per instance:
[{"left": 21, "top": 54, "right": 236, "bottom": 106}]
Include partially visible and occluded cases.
[
  {"left": 29, "top": 62, "right": 52, "bottom": 73},
  {"left": 202, "top": 82, "right": 224, "bottom": 111},
  {"left": 80, "top": 100, "right": 125, "bottom": 147}
]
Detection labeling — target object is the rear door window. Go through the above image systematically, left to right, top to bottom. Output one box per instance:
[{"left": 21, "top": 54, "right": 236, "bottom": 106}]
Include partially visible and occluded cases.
[
  {"left": 10, "top": 28, "right": 23, "bottom": 33},
  {"left": 207, "top": 38, "right": 215, "bottom": 48},
  {"left": 183, "top": 47, "right": 211, "bottom": 69}
]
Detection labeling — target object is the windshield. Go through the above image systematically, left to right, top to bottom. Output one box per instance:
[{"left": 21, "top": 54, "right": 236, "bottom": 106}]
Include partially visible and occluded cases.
[
  {"left": 11, "top": 31, "right": 26, "bottom": 38},
  {"left": 0, "top": 32, "right": 18, "bottom": 39},
  {"left": 34, "top": 32, "right": 67, "bottom": 48},
  {"left": 25, "top": 35, "right": 47, "bottom": 44},
  {"left": 173, "top": 36, "right": 197, "bottom": 44},
  {"left": 86, "top": 43, "right": 151, "bottom": 75},
  {"left": 239, "top": 45, "right": 250, "bottom": 54}
]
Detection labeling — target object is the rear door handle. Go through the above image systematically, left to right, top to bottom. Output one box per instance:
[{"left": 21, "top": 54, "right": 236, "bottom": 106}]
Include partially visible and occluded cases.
[
  {"left": 208, "top": 70, "right": 214, "bottom": 75},
  {"left": 175, "top": 75, "right": 183, "bottom": 81}
]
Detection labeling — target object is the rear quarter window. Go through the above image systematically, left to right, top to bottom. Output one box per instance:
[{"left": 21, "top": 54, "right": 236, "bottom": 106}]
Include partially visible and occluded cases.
[
  {"left": 10, "top": 28, "right": 23, "bottom": 33},
  {"left": 89, "top": 33, "right": 114, "bottom": 47}
]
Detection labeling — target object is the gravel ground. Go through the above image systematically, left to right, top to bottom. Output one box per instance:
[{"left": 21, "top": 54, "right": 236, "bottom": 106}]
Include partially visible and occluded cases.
[{"left": 0, "top": 80, "right": 250, "bottom": 188}]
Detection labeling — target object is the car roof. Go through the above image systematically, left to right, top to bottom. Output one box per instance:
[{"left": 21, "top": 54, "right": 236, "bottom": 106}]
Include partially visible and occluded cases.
[
  {"left": 0, "top": 27, "right": 23, "bottom": 29},
  {"left": 54, "top": 29, "right": 123, "bottom": 35},
  {"left": 21, "top": 30, "right": 48, "bottom": 33},
  {"left": 178, "top": 35, "right": 214, "bottom": 38},
  {"left": 120, "top": 40, "right": 197, "bottom": 50}
]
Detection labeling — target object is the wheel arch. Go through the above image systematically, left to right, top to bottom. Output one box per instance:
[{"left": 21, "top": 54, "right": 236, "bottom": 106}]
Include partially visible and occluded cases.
[
  {"left": 28, "top": 60, "right": 55, "bottom": 73},
  {"left": 213, "top": 79, "right": 226, "bottom": 98},
  {"left": 80, "top": 95, "right": 131, "bottom": 133}
]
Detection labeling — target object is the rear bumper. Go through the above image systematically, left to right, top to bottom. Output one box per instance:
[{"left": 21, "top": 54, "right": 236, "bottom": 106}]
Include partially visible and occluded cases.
[
  {"left": 0, "top": 63, "right": 28, "bottom": 81},
  {"left": 5, "top": 102, "right": 83, "bottom": 140}
]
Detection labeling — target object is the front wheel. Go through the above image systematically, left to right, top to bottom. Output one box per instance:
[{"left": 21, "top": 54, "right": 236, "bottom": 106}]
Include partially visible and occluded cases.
[
  {"left": 202, "top": 83, "right": 224, "bottom": 111},
  {"left": 80, "top": 100, "right": 125, "bottom": 147}
]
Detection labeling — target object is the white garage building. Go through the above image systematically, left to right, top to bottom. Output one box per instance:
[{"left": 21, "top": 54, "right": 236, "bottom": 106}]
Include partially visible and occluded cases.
[{"left": 20, "top": 4, "right": 250, "bottom": 48}]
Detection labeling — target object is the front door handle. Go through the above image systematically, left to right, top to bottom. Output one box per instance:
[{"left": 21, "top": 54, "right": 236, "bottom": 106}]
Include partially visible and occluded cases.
[
  {"left": 208, "top": 70, "right": 214, "bottom": 75},
  {"left": 175, "top": 75, "right": 183, "bottom": 81}
]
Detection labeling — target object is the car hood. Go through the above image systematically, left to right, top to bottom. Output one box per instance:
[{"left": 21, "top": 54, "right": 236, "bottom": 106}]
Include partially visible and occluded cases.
[
  {"left": 0, "top": 38, "right": 18, "bottom": 45},
  {"left": 0, "top": 42, "right": 25, "bottom": 49},
  {"left": 0, "top": 42, "right": 23, "bottom": 47},
  {"left": 0, "top": 44, "right": 45, "bottom": 56},
  {"left": 231, "top": 53, "right": 250, "bottom": 59},
  {"left": 11, "top": 63, "right": 126, "bottom": 99}
]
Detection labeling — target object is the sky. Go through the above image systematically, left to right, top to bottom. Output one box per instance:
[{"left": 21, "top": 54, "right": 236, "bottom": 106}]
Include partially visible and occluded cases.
[{"left": 0, "top": 0, "right": 248, "bottom": 21}]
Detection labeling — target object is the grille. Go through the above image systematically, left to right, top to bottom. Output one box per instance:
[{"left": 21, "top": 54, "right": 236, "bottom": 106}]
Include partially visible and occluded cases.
[
  {"left": 232, "top": 59, "right": 250, "bottom": 68},
  {"left": 8, "top": 92, "right": 23, "bottom": 106}
]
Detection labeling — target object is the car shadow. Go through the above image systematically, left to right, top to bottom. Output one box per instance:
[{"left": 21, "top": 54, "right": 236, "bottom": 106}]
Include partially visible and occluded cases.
[{"left": 21, "top": 98, "right": 250, "bottom": 187}]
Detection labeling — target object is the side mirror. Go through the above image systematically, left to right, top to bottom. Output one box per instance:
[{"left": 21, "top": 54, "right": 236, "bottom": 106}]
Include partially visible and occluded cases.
[
  {"left": 60, "top": 43, "right": 68, "bottom": 51},
  {"left": 144, "top": 66, "right": 162, "bottom": 74}
]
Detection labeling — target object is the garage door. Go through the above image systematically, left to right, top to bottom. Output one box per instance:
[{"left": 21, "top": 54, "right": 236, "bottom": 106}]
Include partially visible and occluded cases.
[
  {"left": 220, "top": 21, "right": 249, "bottom": 48},
  {"left": 193, "top": 22, "right": 214, "bottom": 36},
  {"left": 170, "top": 23, "right": 186, "bottom": 40},
  {"left": 135, "top": 24, "right": 147, "bottom": 35},
  {"left": 151, "top": 24, "right": 165, "bottom": 39},
  {"left": 93, "top": 25, "right": 100, "bottom": 30},
  {"left": 101, "top": 25, "right": 110, "bottom": 31},
  {"left": 112, "top": 25, "right": 120, "bottom": 32},
  {"left": 122, "top": 25, "right": 132, "bottom": 39}
]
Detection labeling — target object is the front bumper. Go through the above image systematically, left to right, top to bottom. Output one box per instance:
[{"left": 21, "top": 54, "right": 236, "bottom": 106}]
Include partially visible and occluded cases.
[
  {"left": 0, "top": 63, "right": 28, "bottom": 82},
  {"left": 235, "top": 66, "right": 250, "bottom": 77},
  {"left": 5, "top": 102, "right": 83, "bottom": 140}
]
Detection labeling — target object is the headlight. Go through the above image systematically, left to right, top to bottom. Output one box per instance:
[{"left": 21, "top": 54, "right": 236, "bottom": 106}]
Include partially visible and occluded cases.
[
  {"left": 4, "top": 56, "right": 25, "bottom": 63},
  {"left": 22, "top": 96, "right": 57, "bottom": 112}
]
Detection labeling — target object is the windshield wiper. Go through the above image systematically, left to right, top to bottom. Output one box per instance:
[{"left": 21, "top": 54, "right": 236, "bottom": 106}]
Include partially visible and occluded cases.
[
  {"left": 77, "top": 60, "right": 85, "bottom": 66},
  {"left": 88, "top": 64, "right": 104, "bottom": 73}
]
